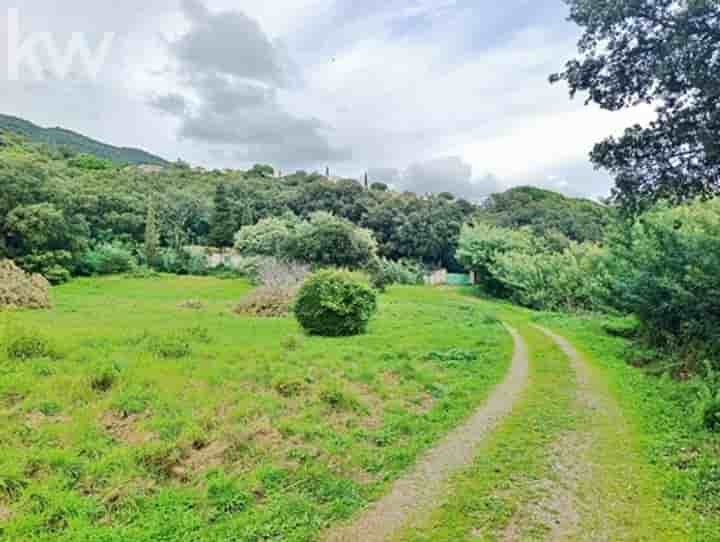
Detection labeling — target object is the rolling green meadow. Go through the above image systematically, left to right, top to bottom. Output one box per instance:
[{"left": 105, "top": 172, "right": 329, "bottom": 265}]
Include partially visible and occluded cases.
[{"left": 0, "top": 277, "right": 511, "bottom": 541}]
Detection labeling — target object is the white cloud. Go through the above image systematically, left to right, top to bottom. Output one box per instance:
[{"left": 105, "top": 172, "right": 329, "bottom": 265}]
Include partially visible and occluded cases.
[{"left": 0, "top": 0, "right": 655, "bottom": 197}]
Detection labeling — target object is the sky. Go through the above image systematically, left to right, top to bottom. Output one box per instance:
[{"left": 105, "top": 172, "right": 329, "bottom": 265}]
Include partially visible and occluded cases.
[{"left": 0, "top": 0, "right": 652, "bottom": 199}]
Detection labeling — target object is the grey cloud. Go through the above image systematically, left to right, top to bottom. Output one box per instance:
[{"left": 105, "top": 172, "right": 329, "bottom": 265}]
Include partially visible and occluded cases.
[
  {"left": 150, "top": 0, "right": 348, "bottom": 169},
  {"left": 174, "top": 0, "right": 292, "bottom": 87},
  {"left": 193, "top": 76, "right": 273, "bottom": 113},
  {"left": 150, "top": 92, "right": 188, "bottom": 116},
  {"left": 393, "top": 156, "right": 503, "bottom": 201},
  {"left": 525, "top": 161, "right": 614, "bottom": 200},
  {"left": 367, "top": 168, "right": 401, "bottom": 184}
]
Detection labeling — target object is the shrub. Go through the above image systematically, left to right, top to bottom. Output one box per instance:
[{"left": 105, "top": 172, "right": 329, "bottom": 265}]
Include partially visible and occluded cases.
[
  {"left": 604, "top": 199, "right": 720, "bottom": 356},
  {"left": 235, "top": 213, "right": 378, "bottom": 270},
  {"left": 234, "top": 215, "right": 299, "bottom": 258},
  {"left": 456, "top": 222, "right": 536, "bottom": 297},
  {"left": 491, "top": 242, "right": 612, "bottom": 312},
  {"left": 78, "top": 244, "right": 136, "bottom": 275},
  {"left": 156, "top": 248, "right": 208, "bottom": 276},
  {"left": 368, "top": 257, "right": 424, "bottom": 291},
  {"left": 0, "top": 259, "right": 51, "bottom": 310},
  {"left": 43, "top": 265, "right": 72, "bottom": 285},
  {"left": 295, "top": 270, "right": 378, "bottom": 337},
  {"left": 235, "top": 287, "right": 297, "bottom": 318},
  {"left": 602, "top": 317, "right": 641, "bottom": 339},
  {"left": 6, "top": 330, "right": 56, "bottom": 361},
  {"left": 147, "top": 333, "right": 192, "bottom": 359},
  {"left": 90, "top": 365, "right": 120, "bottom": 392}
]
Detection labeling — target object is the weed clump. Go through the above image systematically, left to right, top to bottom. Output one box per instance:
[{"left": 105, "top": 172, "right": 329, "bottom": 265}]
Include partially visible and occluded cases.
[
  {"left": 0, "top": 259, "right": 51, "bottom": 310},
  {"left": 295, "top": 270, "right": 378, "bottom": 337},
  {"left": 235, "top": 287, "right": 297, "bottom": 317},
  {"left": 178, "top": 299, "right": 205, "bottom": 310},
  {"left": 602, "top": 317, "right": 641, "bottom": 339},
  {"left": 5, "top": 330, "right": 57, "bottom": 361},
  {"left": 147, "top": 334, "right": 192, "bottom": 359},
  {"left": 427, "top": 348, "right": 479, "bottom": 368},
  {"left": 90, "top": 364, "right": 121, "bottom": 392},
  {"left": 273, "top": 377, "right": 305, "bottom": 398}
]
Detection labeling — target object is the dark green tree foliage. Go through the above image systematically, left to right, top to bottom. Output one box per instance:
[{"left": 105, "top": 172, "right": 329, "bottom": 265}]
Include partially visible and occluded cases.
[
  {"left": 552, "top": 0, "right": 720, "bottom": 212},
  {"left": 0, "top": 131, "right": 483, "bottom": 278},
  {"left": 208, "top": 183, "right": 236, "bottom": 247},
  {"left": 478, "top": 186, "right": 612, "bottom": 244},
  {"left": 604, "top": 199, "right": 720, "bottom": 357},
  {"left": 144, "top": 200, "right": 160, "bottom": 265},
  {"left": 4, "top": 203, "right": 88, "bottom": 282},
  {"left": 286, "top": 212, "right": 378, "bottom": 269},
  {"left": 295, "top": 270, "right": 378, "bottom": 337}
]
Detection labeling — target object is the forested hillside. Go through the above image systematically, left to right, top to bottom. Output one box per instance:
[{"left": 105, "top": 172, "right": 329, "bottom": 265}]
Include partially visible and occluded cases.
[
  {"left": 0, "top": 114, "right": 168, "bottom": 166},
  {"left": 0, "top": 131, "right": 611, "bottom": 284}
]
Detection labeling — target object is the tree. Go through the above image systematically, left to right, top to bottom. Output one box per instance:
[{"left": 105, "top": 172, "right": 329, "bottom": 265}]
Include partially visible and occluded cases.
[
  {"left": 551, "top": 0, "right": 720, "bottom": 213},
  {"left": 249, "top": 164, "right": 275, "bottom": 178},
  {"left": 208, "top": 183, "right": 236, "bottom": 247},
  {"left": 478, "top": 186, "right": 612, "bottom": 244},
  {"left": 604, "top": 198, "right": 720, "bottom": 355},
  {"left": 144, "top": 199, "right": 160, "bottom": 265},
  {"left": 239, "top": 202, "right": 255, "bottom": 228},
  {"left": 4, "top": 203, "right": 88, "bottom": 280},
  {"left": 287, "top": 212, "right": 378, "bottom": 269},
  {"left": 234, "top": 215, "right": 299, "bottom": 258},
  {"left": 456, "top": 222, "right": 535, "bottom": 296}
]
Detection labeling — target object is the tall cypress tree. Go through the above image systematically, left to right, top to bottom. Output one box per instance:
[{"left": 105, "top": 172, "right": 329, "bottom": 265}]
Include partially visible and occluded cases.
[
  {"left": 208, "top": 183, "right": 236, "bottom": 247},
  {"left": 144, "top": 199, "right": 160, "bottom": 266},
  {"left": 239, "top": 202, "right": 255, "bottom": 228}
]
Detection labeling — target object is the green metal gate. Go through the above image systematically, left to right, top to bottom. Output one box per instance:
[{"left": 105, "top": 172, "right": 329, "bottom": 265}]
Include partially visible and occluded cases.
[{"left": 447, "top": 273, "right": 472, "bottom": 286}]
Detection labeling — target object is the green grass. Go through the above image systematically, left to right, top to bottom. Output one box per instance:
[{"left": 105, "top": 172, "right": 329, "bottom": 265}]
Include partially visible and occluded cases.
[
  {"left": 0, "top": 277, "right": 512, "bottom": 541},
  {"left": 398, "top": 297, "right": 720, "bottom": 541},
  {"left": 532, "top": 312, "right": 720, "bottom": 539},
  {"left": 397, "top": 320, "right": 578, "bottom": 541}
]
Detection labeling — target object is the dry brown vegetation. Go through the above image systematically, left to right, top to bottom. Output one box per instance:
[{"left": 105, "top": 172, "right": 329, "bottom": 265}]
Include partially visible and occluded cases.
[{"left": 0, "top": 259, "right": 51, "bottom": 310}]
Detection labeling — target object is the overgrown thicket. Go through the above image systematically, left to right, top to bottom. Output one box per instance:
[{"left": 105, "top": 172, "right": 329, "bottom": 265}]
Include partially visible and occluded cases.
[{"left": 460, "top": 197, "right": 720, "bottom": 369}]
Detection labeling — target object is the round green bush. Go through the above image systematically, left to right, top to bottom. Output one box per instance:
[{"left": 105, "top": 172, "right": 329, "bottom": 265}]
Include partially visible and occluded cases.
[{"left": 295, "top": 270, "right": 378, "bottom": 337}]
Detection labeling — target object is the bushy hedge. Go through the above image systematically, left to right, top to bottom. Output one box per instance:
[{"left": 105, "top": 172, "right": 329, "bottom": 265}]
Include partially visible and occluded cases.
[
  {"left": 458, "top": 199, "right": 720, "bottom": 366},
  {"left": 605, "top": 200, "right": 720, "bottom": 355},
  {"left": 77, "top": 244, "right": 137, "bottom": 275},
  {"left": 368, "top": 257, "right": 425, "bottom": 291},
  {"left": 295, "top": 270, "right": 378, "bottom": 336}
]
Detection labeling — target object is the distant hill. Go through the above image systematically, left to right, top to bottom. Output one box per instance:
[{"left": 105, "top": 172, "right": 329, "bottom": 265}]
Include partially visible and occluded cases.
[{"left": 0, "top": 114, "right": 169, "bottom": 166}]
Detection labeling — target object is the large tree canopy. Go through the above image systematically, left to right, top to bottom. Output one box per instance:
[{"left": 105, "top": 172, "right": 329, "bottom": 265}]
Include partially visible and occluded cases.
[{"left": 552, "top": 0, "right": 720, "bottom": 213}]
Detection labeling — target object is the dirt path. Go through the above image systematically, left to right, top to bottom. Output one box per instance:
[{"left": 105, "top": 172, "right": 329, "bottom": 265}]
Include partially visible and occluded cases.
[
  {"left": 323, "top": 325, "right": 529, "bottom": 542},
  {"left": 500, "top": 325, "right": 605, "bottom": 541}
]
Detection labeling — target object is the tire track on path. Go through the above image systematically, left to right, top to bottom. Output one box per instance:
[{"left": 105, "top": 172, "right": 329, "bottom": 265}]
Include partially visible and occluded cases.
[{"left": 323, "top": 325, "right": 530, "bottom": 542}]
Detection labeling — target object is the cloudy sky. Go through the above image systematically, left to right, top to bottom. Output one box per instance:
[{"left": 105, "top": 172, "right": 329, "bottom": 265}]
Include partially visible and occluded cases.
[{"left": 0, "top": 0, "right": 651, "bottom": 199}]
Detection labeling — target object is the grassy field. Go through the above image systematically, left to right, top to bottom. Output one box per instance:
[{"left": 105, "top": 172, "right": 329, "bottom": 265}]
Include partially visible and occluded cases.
[
  {"left": 0, "top": 277, "right": 512, "bottom": 541},
  {"left": 397, "top": 299, "right": 720, "bottom": 541}
]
